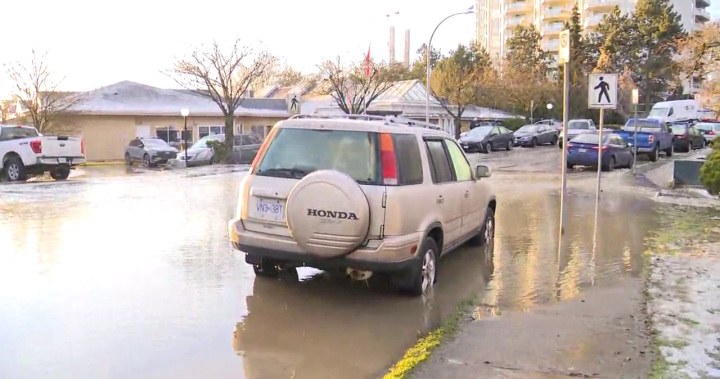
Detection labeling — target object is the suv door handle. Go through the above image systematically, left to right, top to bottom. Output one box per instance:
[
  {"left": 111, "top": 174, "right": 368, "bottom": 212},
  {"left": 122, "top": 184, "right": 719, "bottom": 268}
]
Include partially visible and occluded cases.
[
  {"left": 464, "top": 191, "right": 469, "bottom": 198},
  {"left": 436, "top": 195, "right": 444, "bottom": 204}
]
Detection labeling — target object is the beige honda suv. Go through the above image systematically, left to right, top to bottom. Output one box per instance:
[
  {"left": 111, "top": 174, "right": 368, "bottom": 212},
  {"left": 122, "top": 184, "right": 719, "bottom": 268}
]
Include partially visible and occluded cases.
[{"left": 228, "top": 115, "right": 496, "bottom": 296}]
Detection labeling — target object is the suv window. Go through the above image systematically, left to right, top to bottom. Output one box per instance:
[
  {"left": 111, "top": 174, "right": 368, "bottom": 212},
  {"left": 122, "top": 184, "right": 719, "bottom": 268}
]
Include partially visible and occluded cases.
[
  {"left": 0, "top": 127, "right": 39, "bottom": 141},
  {"left": 255, "top": 128, "right": 380, "bottom": 185},
  {"left": 392, "top": 134, "right": 423, "bottom": 185},
  {"left": 129, "top": 139, "right": 141, "bottom": 147},
  {"left": 425, "top": 139, "right": 454, "bottom": 184},
  {"left": 444, "top": 140, "right": 472, "bottom": 181}
]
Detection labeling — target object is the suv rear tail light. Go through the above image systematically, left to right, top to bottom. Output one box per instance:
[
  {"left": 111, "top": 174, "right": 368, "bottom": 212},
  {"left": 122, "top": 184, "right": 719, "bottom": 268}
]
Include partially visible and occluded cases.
[
  {"left": 249, "top": 128, "right": 279, "bottom": 175},
  {"left": 709, "top": 130, "right": 716, "bottom": 135},
  {"left": 379, "top": 133, "right": 398, "bottom": 185},
  {"left": 648, "top": 135, "right": 654, "bottom": 143},
  {"left": 30, "top": 140, "right": 42, "bottom": 154},
  {"left": 81, "top": 140, "right": 85, "bottom": 154},
  {"left": 566, "top": 143, "right": 573, "bottom": 148}
]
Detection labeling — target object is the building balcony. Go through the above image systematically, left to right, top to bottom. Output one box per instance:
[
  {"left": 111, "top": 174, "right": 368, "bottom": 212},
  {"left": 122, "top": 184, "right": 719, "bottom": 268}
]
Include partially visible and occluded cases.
[
  {"left": 543, "top": 0, "right": 572, "bottom": 5},
  {"left": 584, "top": 0, "right": 621, "bottom": 12},
  {"left": 696, "top": 0, "right": 711, "bottom": 8},
  {"left": 505, "top": 1, "right": 533, "bottom": 15},
  {"left": 543, "top": 7, "right": 571, "bottom": 20},
  {"left": 695, "top": 8, "right": 711, "bottom": 22},
  {"left": 584, "top": 15, "right": 606, "bottom": 28},
  {"left": 505, "top": 17, "right": 532, "bottom": 30},
  {"left": 544, "top": 23, "right": 564, "bottom": 35},
  {"left": 544, "top": 40, "right": 560, "bottom": 51}
]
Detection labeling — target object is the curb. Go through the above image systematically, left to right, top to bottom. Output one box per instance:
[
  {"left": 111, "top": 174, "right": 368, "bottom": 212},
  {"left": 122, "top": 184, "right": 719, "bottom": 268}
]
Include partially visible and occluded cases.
[{"left": 80, "top": 161, "right": 126, "bottom": 167}]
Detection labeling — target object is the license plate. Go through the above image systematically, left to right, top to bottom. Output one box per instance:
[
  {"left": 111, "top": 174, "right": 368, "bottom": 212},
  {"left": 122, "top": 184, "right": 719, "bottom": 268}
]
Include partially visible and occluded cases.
[
  {"left": 578, "top": 148, "right": 587, "bottom": 153},
  {"left": 58, "top": 158, "right": 66, "bottom": 163},
  {"left": 253, "top": 198, "right": 285, "bottom": 222}
]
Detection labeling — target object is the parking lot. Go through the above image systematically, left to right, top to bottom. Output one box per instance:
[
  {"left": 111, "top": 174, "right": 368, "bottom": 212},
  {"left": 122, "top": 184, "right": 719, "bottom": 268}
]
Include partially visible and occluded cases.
[{"left": 0, "top": 146, "right": 699, "bottom": 379}]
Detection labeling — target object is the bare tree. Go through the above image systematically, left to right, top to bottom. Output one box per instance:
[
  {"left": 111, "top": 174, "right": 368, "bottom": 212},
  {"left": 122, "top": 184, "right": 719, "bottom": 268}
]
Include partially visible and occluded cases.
[
  {"left": 676, "top": 22, "right": 720, "bottom": 82},
  {"left": 164, "top": 39, "right": 276, "bottom": 161},
  {"left": 3, "top": 50, "right": 82, "bottom": 134},
  {"left": 317, "top": 56, "right": 402, "bottom": 114},
  {"left": 253, "top": 61, "right": 306, "bottom": 91},
  {"left": 0, "top": 99, "right": 11, "bottom": 123}
]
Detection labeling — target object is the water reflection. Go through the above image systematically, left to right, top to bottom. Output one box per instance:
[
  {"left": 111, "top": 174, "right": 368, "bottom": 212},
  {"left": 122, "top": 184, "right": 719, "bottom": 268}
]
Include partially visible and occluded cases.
[{"left": 233, "top": 244, "right": 496, "bottom": 379}]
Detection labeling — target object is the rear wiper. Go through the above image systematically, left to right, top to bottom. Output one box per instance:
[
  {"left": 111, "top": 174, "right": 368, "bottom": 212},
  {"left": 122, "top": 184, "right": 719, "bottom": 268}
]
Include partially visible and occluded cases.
[{"left": 256, "top": 167, "right": 312, "bottom": 178}]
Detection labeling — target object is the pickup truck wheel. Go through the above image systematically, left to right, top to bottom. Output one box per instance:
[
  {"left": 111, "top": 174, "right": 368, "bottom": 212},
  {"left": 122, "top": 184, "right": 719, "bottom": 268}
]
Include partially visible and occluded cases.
[
  {"left": 664, "top": 144, "right": 674, "bottom": 157},
  {"left": 648, "top": 146, "right": 659, "bottom": 162},
  {"left": 3, "top": 157, "right": 27, "bottom": 182},
  {"left": 50, "top": 167, "right": 70, "bottom": 181}
]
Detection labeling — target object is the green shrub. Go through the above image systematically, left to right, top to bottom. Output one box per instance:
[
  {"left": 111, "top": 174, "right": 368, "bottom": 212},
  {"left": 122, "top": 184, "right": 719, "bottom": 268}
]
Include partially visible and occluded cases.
[
  {"left": 502, "top": 118, "right": 527, "bottom": 131},
  {"left": 206, "top": 140, "right": 230, "bottom": 164},
  {"left": 699, "top": 146, "right": 720, "bottom": 195}
]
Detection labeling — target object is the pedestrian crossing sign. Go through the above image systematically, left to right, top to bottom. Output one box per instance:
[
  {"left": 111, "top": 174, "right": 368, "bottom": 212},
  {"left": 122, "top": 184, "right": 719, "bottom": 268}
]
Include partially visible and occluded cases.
[{"left": 588, "top": 73, "right": 618, "bottom": 110}]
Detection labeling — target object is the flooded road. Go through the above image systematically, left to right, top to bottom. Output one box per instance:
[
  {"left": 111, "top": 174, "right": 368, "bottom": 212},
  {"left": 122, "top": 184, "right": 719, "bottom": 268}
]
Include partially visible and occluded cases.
[{"left": 0, "top": 164, "right": 662, "bottom": 379}]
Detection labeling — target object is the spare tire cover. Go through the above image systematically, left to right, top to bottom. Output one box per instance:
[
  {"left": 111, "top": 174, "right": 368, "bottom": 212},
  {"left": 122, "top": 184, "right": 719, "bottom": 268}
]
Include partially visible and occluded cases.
[{"left": 286, "top": 170, "right": 370, "bottom": 257}]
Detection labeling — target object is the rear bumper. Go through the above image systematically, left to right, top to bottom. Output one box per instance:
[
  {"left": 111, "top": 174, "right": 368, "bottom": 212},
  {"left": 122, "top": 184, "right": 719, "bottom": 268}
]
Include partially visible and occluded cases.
[
  {"left": 567, "top": 153, "right": 609, "bottom": 166},
  {"left": 36, "top": 156, "right": 85, "bottom": 166},
  {"left": 228, "top": 218, "right": 422, "bottom": 272}
]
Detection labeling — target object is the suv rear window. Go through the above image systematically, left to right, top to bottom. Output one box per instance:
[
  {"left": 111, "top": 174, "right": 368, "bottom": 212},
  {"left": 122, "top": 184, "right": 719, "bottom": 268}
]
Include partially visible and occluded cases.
[
  {"left": 0, "top": 127, "right": 39, "bottom": 141},
  {"left": 255, "top": 128, "right": 380, "bottom": 185}
]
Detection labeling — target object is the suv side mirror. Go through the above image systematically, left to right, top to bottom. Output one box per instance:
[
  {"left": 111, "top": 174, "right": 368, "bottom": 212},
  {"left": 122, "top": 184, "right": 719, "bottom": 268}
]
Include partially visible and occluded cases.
[{"left": 476, "top": 165, "right": 491, "bottom": 179}]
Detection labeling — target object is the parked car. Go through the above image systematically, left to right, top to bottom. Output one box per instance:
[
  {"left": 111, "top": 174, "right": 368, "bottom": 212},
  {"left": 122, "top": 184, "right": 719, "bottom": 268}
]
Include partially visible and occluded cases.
[
  {"left": 647, "top": 99, "right": 700, "bottom": 123},
  {"left": 228, "top": 114, "right": 496, "bottom": 296},
  {"left": 612, "top": 118, "right": 675, "bottom": 162},
  {"left": 534, "top": 119, "right": 563, "bottom": 131},
  {"left": 558, "top": 119, "right": 596, "bottom": 148},
  {"left": 695, "top": 122, "right": 719, "bottom": 145},
  {"left": 671, "top": 123, "right": 706, "bottom": 152},
  {"left": 0, "top": 124, "right": 85, "bottom": 182},
  {"left": 513, "top": 124, "right": 559, "bottom": 147},
  {"left": 458, "top": 125, "right": 515, "bottom": 153},
  {"left": 177, "top": 133, "right": 262, "bottom": 167},
  {"left": 566, "top": 133, "right": 634, "bottom": 171},
  {"left": 125, "top": 137, "right": 179, "bottom": 167}
]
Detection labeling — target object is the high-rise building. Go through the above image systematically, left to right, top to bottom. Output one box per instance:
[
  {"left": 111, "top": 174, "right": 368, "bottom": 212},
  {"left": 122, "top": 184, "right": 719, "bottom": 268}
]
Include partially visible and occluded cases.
[{"left": 476, "top": 0, "right": 712, "bottom": 76}]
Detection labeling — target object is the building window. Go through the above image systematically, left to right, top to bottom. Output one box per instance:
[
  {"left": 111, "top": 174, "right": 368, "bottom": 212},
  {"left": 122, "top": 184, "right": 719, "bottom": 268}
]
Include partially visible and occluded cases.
[
  {"left": 198, "top": 125, "right": 225, "bottom": 139},
  {"left": 251, "top": 125, "right": 265, "bottom": 136}
]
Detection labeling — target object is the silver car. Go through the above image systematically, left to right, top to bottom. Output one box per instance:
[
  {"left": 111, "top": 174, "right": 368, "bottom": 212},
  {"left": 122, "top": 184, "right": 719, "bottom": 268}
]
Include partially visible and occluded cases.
[
  {"left": 696, "top": 122, "right": 719, "bottom": 145},
  {"left": 177, "top": 133, "right": 263, "bottom": 166},
  {"left": 125, "top": 137, "right": 179, "bottom": 167}
]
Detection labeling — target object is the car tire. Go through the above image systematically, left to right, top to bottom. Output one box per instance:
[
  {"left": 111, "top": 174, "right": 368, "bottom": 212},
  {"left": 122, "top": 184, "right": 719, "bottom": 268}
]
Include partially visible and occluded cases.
[
  {"left": 551, "top": 136, "right": 559, "bottom": 145},
  {"left": 530, "top": 138, "right": 538, "bottom": 148},
  {"left": 506, "top": 140, "right": 513, "bottom": 150},
  {"left": 700, "top": 140, "right": 706, "bottom": 149},
  {"left": 558, "top": 141, "right": 563, "bottom": 149},
  {"left": 484, "top": 142, "right": 492, "bottom": 154},
  {"left": 665, "top": 144, "right": 674, "bottom": 157},
  {"left": 648, "top": 146, "right": 659, "bottom": 162},
  {"left": 125, "top": 153, "right": 133, "bottom": 166},
  {"left": 143, "top": 154, "right": 155, "bottom": 168},
  {"left": 627, "top": 155, "right": 635, "bottom": 169},
  {"left": 603, "top": 156, "right": 615, "bottom": 172},
  {"left": 3, "top": 157, "right": 27, "bottom": 182},
  {"left": 567, "top": 163, "right": 575, "bottom": 169},
  {"left": 50, "top": 166, "right": 70, "bottom": 181},
  {"left": 469, "top": 207, "right": 495, "bottom": 247},
  {"left": 393, "top": 237, "right": 439, "bottom": 297},
  {"left": 252, "top": 259, "right": 280, "bottom": 278}
]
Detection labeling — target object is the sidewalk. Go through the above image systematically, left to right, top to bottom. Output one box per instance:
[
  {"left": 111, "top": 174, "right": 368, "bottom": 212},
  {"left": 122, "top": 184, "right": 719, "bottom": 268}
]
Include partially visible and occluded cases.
[{"left": 410, "top": 278, "right": 652, "bottom": 379}]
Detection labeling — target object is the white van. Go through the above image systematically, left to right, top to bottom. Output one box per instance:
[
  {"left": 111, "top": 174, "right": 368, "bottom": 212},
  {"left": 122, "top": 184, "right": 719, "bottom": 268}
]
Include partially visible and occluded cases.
[{"left": 647, "top": 100, "right": 699, "bottom": 123}]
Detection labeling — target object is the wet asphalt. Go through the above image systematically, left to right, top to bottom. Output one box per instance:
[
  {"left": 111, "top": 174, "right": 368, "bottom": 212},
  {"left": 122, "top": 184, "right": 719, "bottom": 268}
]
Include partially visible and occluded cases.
[{"left": 0, "top": 146, "right": 690, "bottom": 379}]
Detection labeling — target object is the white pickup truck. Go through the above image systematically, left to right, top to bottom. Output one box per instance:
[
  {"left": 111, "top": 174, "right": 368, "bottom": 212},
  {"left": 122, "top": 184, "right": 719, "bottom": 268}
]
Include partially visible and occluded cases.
[{"left": 0, "top": 125, "right": 85, "bottom": 182}]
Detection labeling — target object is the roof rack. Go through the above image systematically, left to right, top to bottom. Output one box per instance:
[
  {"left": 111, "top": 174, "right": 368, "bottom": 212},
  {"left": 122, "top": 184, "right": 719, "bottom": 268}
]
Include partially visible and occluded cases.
[{"left": 288, "top": 113, "right": 446, "bottom": 132}]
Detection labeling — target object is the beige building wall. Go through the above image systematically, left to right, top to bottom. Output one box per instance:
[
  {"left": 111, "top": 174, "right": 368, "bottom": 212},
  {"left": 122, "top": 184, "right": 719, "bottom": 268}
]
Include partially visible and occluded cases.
[{"left": 55, "top": 114, "right": 287, "bottom": 161}]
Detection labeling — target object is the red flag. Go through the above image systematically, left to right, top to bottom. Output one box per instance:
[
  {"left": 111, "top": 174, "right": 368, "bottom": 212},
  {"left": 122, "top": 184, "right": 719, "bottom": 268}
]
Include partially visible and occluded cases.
[{"left": 365, "top": 43, "right": 371, "bottom": 77}]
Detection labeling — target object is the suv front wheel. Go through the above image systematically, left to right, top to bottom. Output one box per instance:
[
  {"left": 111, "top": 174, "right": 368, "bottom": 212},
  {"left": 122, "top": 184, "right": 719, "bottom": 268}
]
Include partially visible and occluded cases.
[{"left": 393, "top": 237, "right": 439, "bottom": 296}]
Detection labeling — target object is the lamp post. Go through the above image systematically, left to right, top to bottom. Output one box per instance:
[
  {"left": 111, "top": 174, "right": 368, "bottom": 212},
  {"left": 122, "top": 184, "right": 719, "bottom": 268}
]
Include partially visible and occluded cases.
[
  {"left": 425, "top": 5, "right": 475, "bottom": 123},
  {"left": 631, "top": 89, "right": 639, "bottom": 173},
  {"left": 546, "top": 102, "right": 554, "bottom": 120},
  {"left": 181, "top": 108, "right": 189, "bottom": 163}
]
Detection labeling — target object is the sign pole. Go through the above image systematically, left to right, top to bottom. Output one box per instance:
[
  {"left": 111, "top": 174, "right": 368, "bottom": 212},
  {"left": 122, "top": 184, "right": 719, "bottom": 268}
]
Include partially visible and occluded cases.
[
  {"left": 557, "top": 29, "right": 571, "bottom": 245},
  {"left": 631, "top": 89, "right": 639, "bottom": 174},
  {"left": 596, "top": 108, "right": 604, "bottom": 204}
]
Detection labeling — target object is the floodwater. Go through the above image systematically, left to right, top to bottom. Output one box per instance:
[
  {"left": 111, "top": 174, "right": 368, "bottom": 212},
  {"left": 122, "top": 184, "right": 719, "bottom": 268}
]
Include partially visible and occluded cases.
[{"left": 0, "top": 165, "right": 660, "bottom": 379}]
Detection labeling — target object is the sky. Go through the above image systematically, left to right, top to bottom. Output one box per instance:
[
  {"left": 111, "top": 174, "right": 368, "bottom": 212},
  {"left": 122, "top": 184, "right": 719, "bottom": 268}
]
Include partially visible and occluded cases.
[{"left": 1, "top": 0, "right": 477, "bottom": 92}]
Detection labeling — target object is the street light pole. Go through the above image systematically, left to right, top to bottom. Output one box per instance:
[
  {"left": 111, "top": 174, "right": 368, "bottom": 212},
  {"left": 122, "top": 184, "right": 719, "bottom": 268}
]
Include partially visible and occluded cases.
[
  {"left": 425, "top": 5, "right": 475, "bottom": 123},
  {"left": 181, "top": 108, "right": 189, "bottom": 163}
]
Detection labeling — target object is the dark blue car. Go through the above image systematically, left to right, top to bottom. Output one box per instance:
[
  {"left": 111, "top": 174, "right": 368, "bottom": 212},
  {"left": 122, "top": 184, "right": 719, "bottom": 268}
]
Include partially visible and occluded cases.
[{"left": 566, "top": 133, "right": 635, "bottom": 171}]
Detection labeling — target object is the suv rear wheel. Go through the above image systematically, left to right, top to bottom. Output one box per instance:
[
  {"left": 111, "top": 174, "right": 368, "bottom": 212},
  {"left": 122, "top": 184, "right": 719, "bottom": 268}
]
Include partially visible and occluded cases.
[{"left": 393, "top": 237, "right": 438, "bottom": 296}]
